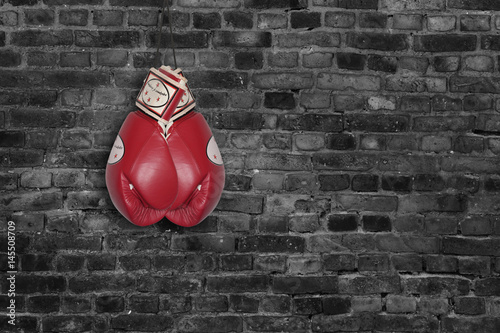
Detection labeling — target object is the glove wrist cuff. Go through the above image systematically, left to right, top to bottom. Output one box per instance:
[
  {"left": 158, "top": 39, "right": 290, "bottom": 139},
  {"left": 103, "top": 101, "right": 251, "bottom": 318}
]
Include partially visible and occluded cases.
[{"left": 135, "top": 67, "right": 192, "bottom": 121}]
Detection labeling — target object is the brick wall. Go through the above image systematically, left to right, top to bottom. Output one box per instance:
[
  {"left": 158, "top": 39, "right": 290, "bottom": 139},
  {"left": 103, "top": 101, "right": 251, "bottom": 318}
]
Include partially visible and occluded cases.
[{"left": 1, "top": 0, "right": 500, "bottom": 331}]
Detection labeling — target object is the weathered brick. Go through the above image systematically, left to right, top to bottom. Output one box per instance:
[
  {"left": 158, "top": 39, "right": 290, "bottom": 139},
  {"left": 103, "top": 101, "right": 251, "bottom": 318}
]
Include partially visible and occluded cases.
[
  {"left": 45, "top": 0, "right": 102, "bottom": 4},
  {"left": 178, "top": 0, "right": 239, "bottom": 7},
  {"left": 245, "top": 0, "right": 307, "bottom": 9},
  {"left": 336, "top": 0, "right": 378, "bottom": 9},
  {"left": 382, "top": 0, "right": 444, "bottom": 10},
  {"left": 449, "top": 0, "right": 500, "bottom": 10},
  {"left": 25, "top": 9, "right": 54, "bottom": 25},
  {"left": 60, "top": 9, "right": 88, "bottom": 26},
  {"left": 94, "top": 10, "right": 123, "bottom": 26},
  {"left": 127, "top": 10, "right": 157, "bottom": 27},
  {"left": 0, "top": 11, "right": 18, "bottom": 26},
  {"left": 224, "top": 11, "right": 253, "bottom": 29},
  {"left": 291, "top": 11, "right": 321, "bottom": 29},
  {"left": 325, "top": 11, "right": 355, "bottom": 28},
  {"left": 193, "top": 12, "right": 221, "bottom": 29},
  {"left": 360, "top": 12, "right": 387, "bottom": 28},
  {"left": 258, "top": 13, "right": 287, "bottom": 29},
  {"left": 393, "top": 14, "right": 423, "bottom": 30},
  {"left": 461, "top": 14, "right": 490, "bottom": 31},
  {"left": 427, "top": 15, "right": 456, "bottom": 32},
  {"left": 12, "top": 29, "right": 73, "bottom": 46},
  {"left": 76, "top": 30, "right": 139, "bottom": 48},
  {"left": 213, "top": 31, "right": 271, "bottom": 47},
  {"left": 276, "top": 32, "right": 340, "bottom": 47},
  {"left": 347, "top": 32, "right": 408, "bottom": 51},
  {"left": 415, "top": 34, "right": 476, "bottom": 52},
  {"left": 0, "top": 50, "right": 21, "bottom": 67},
  {"left": 27, "top": 51, "right": 58, "bottom": 66},
  {"left": 234, "top": 51, "right": 263, "bottom": 70},
  {"left": 59, "top": 52, "right": 90, "bottom": 67},
  {"left": 303, "top": 52, "right": 333, "bottom": 68},
  {"left": 337, "top": 53, "right": 366, "bottom": 70},
  {"left": 367, "top": 54, "right": 397, "bottom": 72},
  {"left": 464, "top": 55, "right": 494, "bottom": 72},
  {"left": 399, "top": 56, "right": 429, "bottom": 73},
  {"left": 434, "top": 56, "right": 460, "bottom": 72},
  {"left": 45, "top": 71, "right": 110, "bottom": 88},
  {"left": 188, "top": 71, "right": 248, "bottom": 89},
  {"left": 253, "top": 72, "right": 313, "bottom": 89},
  {"left": 318, "top": 73, "right": 381, "bottom": 91},
  {"left": 385, "top": 75, "right": 446, "bottom": 92},
  {"left": 464, "top": 94, "right": 492, "bottom": 110},
  {"left": 432, "top": 95, "right": 462, "bottom": 111},
  {"left": 11, "top": 109, "right": 75, "bottom": 128},
  {"left": 346, "top": 114, "right": 408, "bottom": 132},
  {"left": 414, "top": 116, "right": 474, "bottom": 132},
  {"left": 326, "top": 133, "right": 356, "bottom": 150},
  {"left": 313, "top": 153, "right": 376, "bottom": 171},
  {"left": 441, "top": 156, "right": 500, "bottom": 174},
  {"left": 20, "top": 170, "right": 51, "bottom": 188},
  {"left": 318, "top": 174, "right": 350, "bottom": 191},
  {"left": 351, "top": 174, "right": 378, "bottom": 192},
  {"left": 381, "top": 175, "right": 412, "bottom": 192},
  {"left": 448, "top": 175, "right": 480, "bottom": 193},
  {"left": 0, "top": 190, "right": 62, "bottom": 211},
  {"left": 400, "top": 194, "right": 466, "bottom": 213},
  {"left": 362, "top": 215, "right": 391, "bottom": 232},
  {"left": 425, "top": 217, "right": 457, "bottom": 235},
  {"left": 376, "top": 234, "right": 440, "bottom": 254},
  {"left": 33, "top": 235, "right": 101, "bottom": 252},
  {"left": 172, "top": 235, "right": 235, "bottom": 252},
  {"left": 239, "top": 235, "right": 304, "bottom": 252},
  {"left": 443, "top": 237, "right": 500, "bottom": 256},
  {"left": 358, "top": 253, "right": 390, "bottom": 271},
  {"left": 87, "top": 254, "right": 116, "bottom": 271},
  {"left": 392, "top": 254, "right": 423, "bottom": 272},
  {"left": 254, "top": 255, "right": 287, "bottom": 273},
  {"left": 426, "top": 255, "right": 458, "bottom": 273},
  {"left": 459, "top": 256, "right": 490, "bottom": 276},
  {"left": 69, "top": 274, "right": 134, "bottom": 293},
  {"left": 339, "top": 274, "right": 400, "bottom": 294},
  {"left": 1, "top": 275, "right": 64, "bottom": 294},
  {"left": 207, "top": 275, "right": 268, "bottom": 293},
  {"left": 273, "top": 276, "right": 338, "bottom": 294},
  {"left": 404, "top": 276, "right": 470, "bottom": 296},
  {"left": 129, "top": 295, "right": 159, "bottom": 313},
  {"left": 193, "top": 295, "right": 228, "bottom": 312},
  {"left": 61, "top": 296, "right": 91, "bottom": 313},
  {"left": 294, "top": 297, "right": 322, "bottom": 315},
  {"left": 312, "top": 313, "right": 374, "bottom": 332},
  {"left": 112, "top": 314, "right": 173, "bottom": 331},
  {"left": 42, "top": 316, "right": 93, "bottom": 332},
  {"left": 177, "top": 316, "right": 242, "bottom": 333},
  {"left": 247, "top": 316, "right": 309, "bottom": 331}
]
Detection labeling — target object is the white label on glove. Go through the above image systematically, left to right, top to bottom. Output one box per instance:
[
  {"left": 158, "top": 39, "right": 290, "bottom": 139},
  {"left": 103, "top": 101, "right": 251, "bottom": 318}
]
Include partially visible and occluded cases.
[
  {"left": 108, "top": 135, "right": 125, "bottom": 164},
  {"left": 206, "top": 136, "right": 223, "bottom": 166}
]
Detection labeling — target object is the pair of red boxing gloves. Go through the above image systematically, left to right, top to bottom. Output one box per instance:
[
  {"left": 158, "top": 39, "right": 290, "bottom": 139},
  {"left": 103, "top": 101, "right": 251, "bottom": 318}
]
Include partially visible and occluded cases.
[{"left": 105, "top": 66, "right": 225, "bottom": 227}]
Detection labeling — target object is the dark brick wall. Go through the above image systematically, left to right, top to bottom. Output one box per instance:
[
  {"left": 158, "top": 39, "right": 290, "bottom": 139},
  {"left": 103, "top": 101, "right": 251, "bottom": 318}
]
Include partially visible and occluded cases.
[{"left": 1, "top": 0, "right": 500, "bottom": 331}]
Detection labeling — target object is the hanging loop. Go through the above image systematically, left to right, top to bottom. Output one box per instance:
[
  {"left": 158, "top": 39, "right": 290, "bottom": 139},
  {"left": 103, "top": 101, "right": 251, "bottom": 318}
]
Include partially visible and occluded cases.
[{"left": 155, "top": 0, "right": 177, "bottom": 69}]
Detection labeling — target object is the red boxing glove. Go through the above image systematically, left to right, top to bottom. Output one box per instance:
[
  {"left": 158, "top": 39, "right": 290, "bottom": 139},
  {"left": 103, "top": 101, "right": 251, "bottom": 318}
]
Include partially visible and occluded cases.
[{"left": 106, "top": 66, "right": 225, "bottom": 227}]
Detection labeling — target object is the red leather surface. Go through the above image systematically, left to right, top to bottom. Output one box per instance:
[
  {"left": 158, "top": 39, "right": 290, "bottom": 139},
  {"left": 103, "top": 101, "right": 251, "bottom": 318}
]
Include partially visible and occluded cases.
[{"left": 106, "top": 110, "right": 225, "bottom": 228}]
